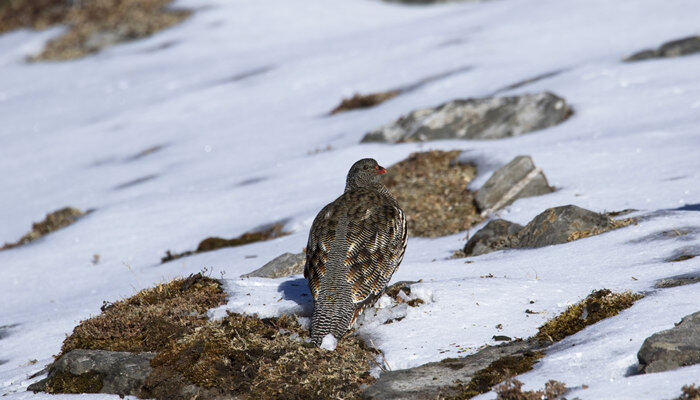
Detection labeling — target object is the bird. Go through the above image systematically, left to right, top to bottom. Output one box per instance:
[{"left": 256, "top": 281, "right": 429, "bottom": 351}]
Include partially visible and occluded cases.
[{"left": 304, "top": 158, "right": 408, "bottom": 346}]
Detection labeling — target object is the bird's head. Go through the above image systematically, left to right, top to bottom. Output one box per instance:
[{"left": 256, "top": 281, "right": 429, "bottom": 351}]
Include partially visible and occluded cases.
[{"left": 345, "top": 158, "right": 386, "bottom": 191}]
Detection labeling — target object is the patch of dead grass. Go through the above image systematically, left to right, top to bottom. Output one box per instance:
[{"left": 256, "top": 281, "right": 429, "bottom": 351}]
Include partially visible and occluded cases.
[
  {"left": 0, "top": 0, "right": 189, "bottom": 61},
  {"left": 330, "top": 90, "right": 401, "bottom": 114},
  {"left": 383, "top": 150, "right": 481, "bottom": 237},
  {"left": 1, "top": 207, "right": 86, "bottom": 250},
  {"left": 162, "top": 223, "right": 288, "bottom": 263},
  {"left": 60, "top": 273, "right": 226, "bottom": 354},
  {"left": 535, "top": 289, "right": 643, "bottom": 343},
  {"left": 143, "top": 312, "right": 378, "bottom": 400},
  {"left": 449, "top": 350, "right": 545, "bottom": 399},
  {"left": 493, "top": 378, "right": 570, "bottom": 400},
  {"left": 675, "top": 384, "right": 700, "bottom": 400}
]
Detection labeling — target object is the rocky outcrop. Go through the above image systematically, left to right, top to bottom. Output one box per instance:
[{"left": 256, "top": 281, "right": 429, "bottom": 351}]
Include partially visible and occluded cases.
[
  {"left": 625, "top": 36, "right": 700, "bottom": 62},
  {"left": 361, "top": 92, "right": 571, "bottom": 143},
  {"left": 475, "top": 156, "right": 554, "bottom": 215},
  {"left": 463, "top": 205, "right": 629, "bottom": 255},
  {"left": 516, "top": 205, "right": 614, "bottom": 248},
  {"left": 464, "top": 219, "right": 524, "bottom": 256},
  {"left": 241, "top": 252, "right": 305, "bottom": 278},
  {"left": 655, "top": 272, "right": 700, "bottom": 289},
  {"left": 637, "top": 312, "right": 700, "bottom": 373},
  {"left": 361, "top": 340, "right": 541, "bottom": 399},
  {"left": 28, "top": 349, "right": 154, "bottom": 396}
]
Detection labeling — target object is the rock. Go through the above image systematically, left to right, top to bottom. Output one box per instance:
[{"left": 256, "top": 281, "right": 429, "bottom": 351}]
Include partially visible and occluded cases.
[
  {"left": 625, "top": 36, "right": 700, "bottom": 61},
  {"left": 361, "top": 92, "right": 570, "bottom": 143},
  {"left": 475, "top": 156, "right": 553, "bottom": 215},
  {"left": 517, "top": 205, "right": 614, "bottom": 248},
  {"left": 463, "top": 219, "right": 523, "bottom": 256},
  {"left": 241, "top": 252, "right": 305, "bottom": 278},
  {"left": 655, "top": 272, "right": 700, "bottom": 289},
  {"left": 637, "top": 312, "right": 700, "bottom": 373},
  {"left": 361, "top": 340, "right": 540, "bottom": 399},
  {"left": 28, "top": 349, "right": 154, "bottom": 396}
]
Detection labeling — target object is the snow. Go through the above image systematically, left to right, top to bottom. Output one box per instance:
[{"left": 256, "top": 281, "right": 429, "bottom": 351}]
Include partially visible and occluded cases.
[
  {"left": 1, "top": 0, "right": 699, "bottom": 398},
  {"left": 320, "top": 334, "right": 338, "bottom": 351}
]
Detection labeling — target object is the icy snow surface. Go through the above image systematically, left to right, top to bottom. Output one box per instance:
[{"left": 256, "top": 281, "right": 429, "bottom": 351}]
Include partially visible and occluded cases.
[
  {"left": 1, "top": 0, "right": 699, "bottom": 398},
  {"left": 320, "top": 334, "right": 338, "bottom": 351}
]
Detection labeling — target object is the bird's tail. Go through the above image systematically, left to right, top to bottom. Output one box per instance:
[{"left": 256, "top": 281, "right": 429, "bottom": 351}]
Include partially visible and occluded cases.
[{"left": 310, "top": 291, "right": 355, "bottom": 346}]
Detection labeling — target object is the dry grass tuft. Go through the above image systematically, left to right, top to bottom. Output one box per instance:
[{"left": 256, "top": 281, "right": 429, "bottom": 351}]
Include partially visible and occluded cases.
[
  {"left": 0, "top": 0, "right": 189, "bottom": 61},
  {"left": 330, "top": 90, "right": 400, "bottom": 114},
  {"left": 383, "top": 150, "right": 480, "bottom": 237},
  {"left": 2, "top": 207, "right": 86, "bottom": 250},
  {"left": 567, "top": 216, "right": 637, "bottom": 242},
  {"left": 162, "top": 223, "right": 288, "bottom": 263},
  {"left": 60, "top": 273, "right": 226, "bottom": 354},
  {"left": 536, "top": 289, "right": 643, "bottom": 343},
  {"left": 143, "top": 312, "right": 379, "bottom": 400},
  {"left": 449, "top": 350, "right": 545, "bottom": 399},
  {"left": 45, "top": 371, "right": 104, "bottom": 394},
  {"left": 493, "top": 378, "right": 569, "bottom": 400},
  {"left": 676, "top": 384, "right": 700, "bottom": 400}
]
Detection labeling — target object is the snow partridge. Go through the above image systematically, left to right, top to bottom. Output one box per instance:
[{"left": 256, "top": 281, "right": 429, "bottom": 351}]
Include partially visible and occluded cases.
[{"left": 304, "top": 158, "right": 407, "bottom": 345}]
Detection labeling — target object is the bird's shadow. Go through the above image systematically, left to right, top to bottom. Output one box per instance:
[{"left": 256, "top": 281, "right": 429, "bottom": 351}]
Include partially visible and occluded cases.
[{"left": 277, "top": 277, "right": 313, "bottom": 316}]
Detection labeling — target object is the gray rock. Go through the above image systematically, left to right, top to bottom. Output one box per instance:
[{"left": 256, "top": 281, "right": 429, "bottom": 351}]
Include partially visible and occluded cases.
[
  {"left": 625, "top": 36, "right": 700, "bottom": 61},
  {"left": 362, "top": 93, "right": 570, "bottom": 143},
  {"left": 475, "top": 156, "right": 553, "bottom": 214},
  {"left": 516, "top": 205, "right": 614, "bottom": 248},
  {"left": 463, "top": 219, "right": 524, "bottom": 256},
  {"left": 241, "top": 252, "right": 305, "bottom": 278},
  {"left": 655, "top": 272, "right": 700, "bottom": 289},
  {"left": 637, "top": 312, "right": 700, "bottom": 373},
  {"left": 361, "top": 340, "right": 539, "bottom": 399},
  {"left": 28, "top": 349, "right": 154, "bottom": 396}
]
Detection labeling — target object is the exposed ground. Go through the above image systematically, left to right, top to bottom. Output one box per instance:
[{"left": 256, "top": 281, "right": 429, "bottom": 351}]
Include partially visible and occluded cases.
[
  {"left": 0, "top": 0, "right": 189, "bottom": 60},
  {"left": 383, "top": 150, "right": 480, "bottom": 237},
  {"left": 1, "top": 207, "right": 86, "bottom": 250}
]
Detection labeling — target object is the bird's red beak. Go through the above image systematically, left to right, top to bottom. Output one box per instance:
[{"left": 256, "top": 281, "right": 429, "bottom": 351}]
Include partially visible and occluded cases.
[{"left": 374, "top": 165, "right": 386, "bottom": 174}]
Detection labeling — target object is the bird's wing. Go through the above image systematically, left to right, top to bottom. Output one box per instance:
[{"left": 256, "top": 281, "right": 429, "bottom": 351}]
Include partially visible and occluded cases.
[
  {"left": 343, "top": 190, "right": 407, "bottom": 306},
  {"left": 304, "top": 202, "right": 336, "bottom": 300}
]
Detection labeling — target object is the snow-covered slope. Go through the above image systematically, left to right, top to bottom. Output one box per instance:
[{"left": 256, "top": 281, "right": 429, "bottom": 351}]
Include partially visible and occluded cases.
[{"left": 1, "top": 0, "right": 699, "bottom": 398}]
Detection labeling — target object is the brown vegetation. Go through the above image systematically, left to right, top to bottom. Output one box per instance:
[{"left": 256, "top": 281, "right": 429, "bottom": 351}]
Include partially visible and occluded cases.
[
  {"left": 0, "top": 0, "right": 189, "bottom": 61},
  {"left": 330, "top": 90, "right": 400, "bottom": 114},
  {"left": 383, "top": 150, "right": 480, "bottom": 237},
  {"left": 2, "top": 207, "right": 86, "bottom": 250},
  {"left": 567, "top": 215, "right": 637, "bottom": 242},
  {"left": 162, "top": 223, "right": 288, "bottom": 263},
  {"left": 60, "top": 273, "right": 226, "bottom": 354},
  {"left": 536, "top": 289, "right": 643, "bottom": 343},
  {"left": 143, "top": 313, "right": 378, "bottom": 400},
  {"left": 449, "top": 350, "right": 545, "bottom": 399},
  {"left": 493, "top": 378, "right": 570, "bottom": 400},
  {"left": 675, "top": 384, "right": 700, "bottom": 400}
]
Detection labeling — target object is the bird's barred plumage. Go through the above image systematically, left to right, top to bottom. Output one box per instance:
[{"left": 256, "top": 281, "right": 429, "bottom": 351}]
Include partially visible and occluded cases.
[{"left": 305, "top": 159, "right": 407, "bottom": 345}]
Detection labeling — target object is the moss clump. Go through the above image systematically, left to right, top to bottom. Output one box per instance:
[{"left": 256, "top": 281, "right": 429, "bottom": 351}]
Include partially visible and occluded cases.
[
  {"left": 0, "top": 0, "right": 189, "bottom": 61},
  {"left": 330, "top": 90, "right": 401, "bottom": 114},
  {"left": 383, "top": 150, "right": 481, "bottom": 237},
  {"left": 2, "top": 207, "right": 86, "bottom": 250},
  {"left": 567, "top": 216, "right": 637, "bottom": 242},
  {"left": 162, "top": 223, "right": 288, "bottom": 263},
  {"left": 60, "top": 273, "right": 226, "bottom": 354},
  {"left": 536, "top": 289, "right": 643, "bottom": 343},
  {"left": 143, "top": 313, "right": 378, "bottom": 400},
  {"left": 449, "top": 350, "right": 545, "bottom": 399},
  {"left": 45, "top": 370, "right": 104, "bottom": 394},
  {"left": 493, "top": 378, "right": 569, "bottom": 400}
]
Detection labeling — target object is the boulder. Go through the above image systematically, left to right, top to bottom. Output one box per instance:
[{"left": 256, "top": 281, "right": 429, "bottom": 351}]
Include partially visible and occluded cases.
[
  {"left": 625, "top": 36, "right": 700, "bottom": 62},
  {"left": 361, "top": 92, "right": 571, "bottom": 143},
  {"left": 475, "top": 156, "right": 553, "bottom": 215},
  {"left": 516, "top": 205, "right": 614, "bottom": 248},
  {"left": 463, "top": 219, "right": 524, "bottom": 256},
  {"left": 241, "top": 252, "right": 305, "bottom": 278},
  {"left": 654, "top": 272, "right": 700, "bottom": 289},
  {"left": 637, "top": 312, "right": 700, "bottom": 373},
  {"left": 361, "top": 340, "right": 540, "bottom": 399},
  {"left": 28, "top": 349, "right": 154, "bottom": 396}
]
